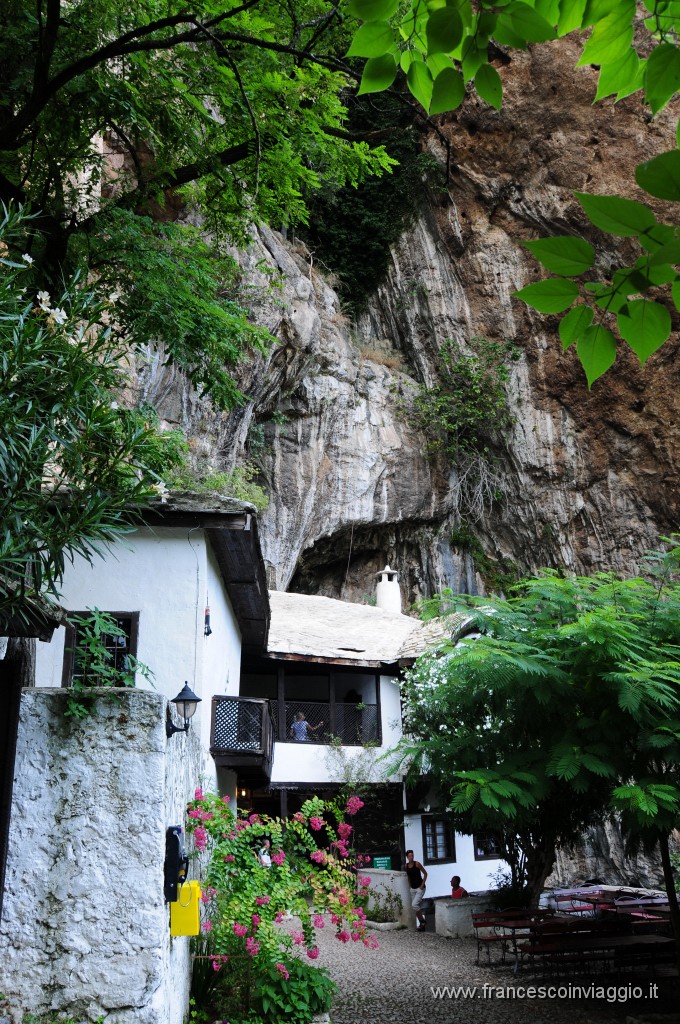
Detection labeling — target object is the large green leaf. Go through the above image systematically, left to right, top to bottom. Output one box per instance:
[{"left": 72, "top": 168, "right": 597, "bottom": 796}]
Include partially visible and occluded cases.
[
  {"left": 348, "top": 0, "right": 401, "bottom": 18},
  {"left": 504, "top": 0, "right": 558, "bottom": 40},
  {"left": 558, "top": 0, "right": 587, "bottom": 35},
  {"left": 576, "top": 3, "right": 635, "bottom": 67},
  {"left": 426, "top": 7, "right": 464, "bottom": 54},
  {"left": 346, "top": 21, "right": 396, "bottom": 57},
  {"left": 462, "top": 36, "right": 491, "bottom": 79},
  {"left": 644, "top": 42, "right": 680, "bottom": 114},
  {"left": 594, "top": 49, "right": 644, "bottom": 101},
  {"left": 358, "top": 54, "right": 398, "bottom": 94},
  {"left": 407, "top": 59, "right": 434, "bottom": 110},
  {"left": 474, "top": 63, "right": 503, "bottom": 109},
  {"left": 430, "top": 67, "right": 466, "bottom": 113},
  {"left": 636, "top": 149, "right": 680, "bottom": 202},
  {"left": 575, "top": 193, "right": 656, "bottom": 237},
  {"left": 524, "top": 236, "right": 595, "bottom": 275},
  {"left": 515, "top": 278, "right": 579, "bottom": 312},
  {"left": 617, "top": 299, "right": 671, "bottom": 364},
  {"left": 559, "top": 305, "right": 594, "bottom": 348},
  {"left": 576, "top": 324, "right": 617, "bottom": 386}
]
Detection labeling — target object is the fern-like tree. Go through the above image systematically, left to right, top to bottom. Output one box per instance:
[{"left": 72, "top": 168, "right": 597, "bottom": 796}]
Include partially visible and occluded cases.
[{"left": 392, "top": 548, "right": 680, "bottom": 941}]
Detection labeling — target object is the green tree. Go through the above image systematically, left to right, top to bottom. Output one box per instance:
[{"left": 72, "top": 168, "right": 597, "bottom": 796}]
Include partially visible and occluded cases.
[
  {"left": 0, "top": 0, "right": 395, "bottom": 406},
  {"left": 346, "top": 0, "right": 680, "bottom": 386},
  {"left": 0, "top": 205, "right": 186, "bottom": 626},
  {"left": 391, "top": 550, "right": 680, "bottom": 937}
]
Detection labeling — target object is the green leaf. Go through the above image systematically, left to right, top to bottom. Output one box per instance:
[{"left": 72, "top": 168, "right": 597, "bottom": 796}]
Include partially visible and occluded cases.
[
  {"left": 348, "top": 0, "right": 401, "bottom": 18},
  {"left": 535, "top": 0, "right": 560, "bottom": 23},
  {"left": 558, "top": 0, "right": 587, "bottom": 35},
  {"left": 583, "top": 0, "right": 620, "bottom": 26},
  {"left": 505, "top": 1, "right": 558, "bottom": 41},
  {"left": 576, "top": 3, "right": 635, "bottom": 67},
  {"left": 426, "top": 7, "right": 464, "bottom": 54},
  {"left": 493, "top": 16, "right": 529, "bottom": 46},
  {"left": 346, "top": 21, "right": 396, "bottom": 57},
  {"left": 462, "top": 36, "right": 489, "bottom": 79},
  {"left": 644, "top": 42, "right": 680, "bottom": 114},
  {"left": 594, "top": 49, "right": 644, "bottom": 101},
  {"left": 400, "top": 50, "right": 415, "bottom": 72},
  {"left": 426, "top": 52, "right": 456, "bottom": 77},
  {"left": 358, "top": 53, "right": 398, "bottom": 94},
  {"left": 407, "top": 59, "right": 434, "bottom": 109},
  {"left": 475, "top": 63, "right": 503, "bottom": 109},
  {"left": 430, "top": 67, "right": 466, "bottom": 113},
  {"left": 636, "top": 149, "right": 680, "bottom": 201},
  {"left": 575, "top": 193, "right": 656, "bottom": 237},
  {"left": 638, "top": 223, "right": 676, "bottom": 253},
  {"left": 524, "top": 236, "right": 595, "bottom": 275},
  {"left": 648, "top": 240, "right": 680, "bottom": 266},
  {"left": 514, "top": 278, "right": 579, "bottom": 312},
  {"left": 672, "top": 281, "right": 680, "bottom": 310},
  {"left": 617, "top": 299, "right": 671, "bottom": 364},
  {"left": 559, "top": 305, "right": 594, "bottom": 348},
  {"left": 576, "top": 324, "right": 617, "bottom": 386}
]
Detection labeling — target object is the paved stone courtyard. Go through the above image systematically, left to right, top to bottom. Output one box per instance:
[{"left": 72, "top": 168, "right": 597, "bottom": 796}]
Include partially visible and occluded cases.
[{"left": 305, "top": 920, "right": 679, "bottom": 1024}]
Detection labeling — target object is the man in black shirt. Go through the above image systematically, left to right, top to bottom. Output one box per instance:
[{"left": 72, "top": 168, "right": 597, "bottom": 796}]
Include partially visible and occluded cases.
[{"left": 405, "top": 849, "right": 428, "bottom": 931}]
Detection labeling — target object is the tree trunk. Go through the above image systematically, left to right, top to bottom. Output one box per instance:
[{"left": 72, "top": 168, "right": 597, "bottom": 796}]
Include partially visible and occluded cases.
[
  {"left": 525, "top": 832, "right": 558, "bottom": 907},
  {"left": 657, "top": 832, "right": 680, "bottom": 977}
]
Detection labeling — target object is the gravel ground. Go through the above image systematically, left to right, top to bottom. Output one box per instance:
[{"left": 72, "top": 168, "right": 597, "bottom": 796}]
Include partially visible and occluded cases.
[{"left": 295, "top": 918, "right": 679, "bottom": 1024}]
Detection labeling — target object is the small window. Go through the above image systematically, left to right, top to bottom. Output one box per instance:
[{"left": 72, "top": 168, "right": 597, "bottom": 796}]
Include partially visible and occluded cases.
[
  {"left": 62, "top": 611, "right": 139, "bottom": 687},
  {"left": 422, "top": 816, "right": 456, "bottom": 864},
  {"left": 474, "top": 833, "right": 502, "bottom": 861}
]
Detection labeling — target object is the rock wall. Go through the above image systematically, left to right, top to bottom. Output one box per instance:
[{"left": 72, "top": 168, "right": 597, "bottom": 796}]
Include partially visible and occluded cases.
[
  {"left": 139, "top": 37, "right": 680, "bottom": 607},
  {"left": 0, "top": 689, "right": 200, "bottom": 1024}
]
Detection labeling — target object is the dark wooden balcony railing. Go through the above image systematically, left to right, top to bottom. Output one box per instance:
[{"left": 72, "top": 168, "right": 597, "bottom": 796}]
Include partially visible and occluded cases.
[
  {"left": 210, "top": 696, "right": 275, "bottom": 786},
  {"left": 281, "top": 700, "right": 380, "bottom": 745}
]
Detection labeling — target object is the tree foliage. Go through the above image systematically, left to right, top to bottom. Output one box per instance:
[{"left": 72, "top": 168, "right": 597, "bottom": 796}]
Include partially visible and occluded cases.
[
  {"left": 0, "top": 0, "right": 395, "bottom": 406},
  {"left": 346, "top": 0, "right": 680, "bottom": 386},
  {"left": 0, "top": 205, "right": 186, "bottom": 625},
  {"left": 392, "top": 546, "right": 680, "bottom": 903}
]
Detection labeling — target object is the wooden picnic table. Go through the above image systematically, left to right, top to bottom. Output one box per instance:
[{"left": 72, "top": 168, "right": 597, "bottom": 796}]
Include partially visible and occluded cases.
[{"left": 518, "top": 930, "right": 675, "bottom": 977}]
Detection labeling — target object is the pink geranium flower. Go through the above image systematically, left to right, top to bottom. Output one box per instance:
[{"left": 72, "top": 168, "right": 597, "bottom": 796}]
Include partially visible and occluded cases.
[
  {"left": 194, "top": 787, "right": 204, "bottom": 801},
  {"left": 345, "top": 796, "right": 364, "bottom": 816},
  {"left": 293, "top": 811, "right": 306, "bottom": 823},
  {"left": 309, "top": 816, "right": 324, "bottom": 831},
  {"left": 337, "top": 822, "right": 352, "bottom": 839},
  {"left": 193, "top": 826, "right": 207, "bottom": 851},
  {"left": 271, "top": 849, "right": 285, "bottom": 865},
  {"left": 310, "top": 850, "right": 327, "bottom": 865},
  {"left": 224, "top": 854, "right": 235, "bottom": 863},
  {"left": 255, "top": 895, "right": 270, "bottom": 906},
  {"left": 274, "top": 911, "right": 285, "bottom": 923},
  {"left": 252, "top": 913, "right": 261, "bottom": 928},
  {"left": 313, "top": 915, "right": 325, "bottom": 928},
  {"left": 202, "top": 920, "right": 213, "bottom": 932},
  {"left": 233, "top": 922, "right": 248, "bottom": 937},
  {"left": 291, "top": 930, "right": 304, "bottom": 945},
  {"left": 336, "top": 930, "right": 350, "bottom": 943},
  {"left": 245, "top": 937, "right": 260, "bottom": 957},
  {"left": 307, "top": 947, "right": 320, "bottom": 960},
  {"left": 211, "top": 958, "right": 221, "bottom": 972},
  {"left": 275, "top": 963, "right": 290, "bottom": 980}
]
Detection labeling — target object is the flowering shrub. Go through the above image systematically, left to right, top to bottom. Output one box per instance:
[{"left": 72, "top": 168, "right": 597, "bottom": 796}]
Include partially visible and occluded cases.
[{"left": 185, "top": 791, "right": 376, "bottom": 1022}]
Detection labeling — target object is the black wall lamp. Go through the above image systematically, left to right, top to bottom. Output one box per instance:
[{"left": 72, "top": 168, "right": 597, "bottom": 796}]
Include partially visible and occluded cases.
[{"left": 166, "top": 682, "right": 202, "bottom": 737}]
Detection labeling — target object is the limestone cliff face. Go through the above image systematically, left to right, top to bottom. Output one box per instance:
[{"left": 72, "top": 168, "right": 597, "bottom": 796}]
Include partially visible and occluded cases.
[{"left": 140, "top": 36, "right": 680, "bottom": 606}]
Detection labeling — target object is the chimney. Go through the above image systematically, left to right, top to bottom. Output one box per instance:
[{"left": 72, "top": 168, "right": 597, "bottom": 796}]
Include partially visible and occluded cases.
[{"left": 375, "top": 565, "right": 401, "bottom": 614}]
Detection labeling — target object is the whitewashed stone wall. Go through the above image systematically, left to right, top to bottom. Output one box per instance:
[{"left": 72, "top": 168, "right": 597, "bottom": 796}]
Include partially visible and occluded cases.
[{"left": 0, "top": 688, "right": 202, "bottom": 1024}]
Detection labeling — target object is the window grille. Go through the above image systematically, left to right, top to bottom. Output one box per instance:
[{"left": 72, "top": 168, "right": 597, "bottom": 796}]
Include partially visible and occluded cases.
[{"left": 61, "top": 612, "right": 138, "bottom": 688}]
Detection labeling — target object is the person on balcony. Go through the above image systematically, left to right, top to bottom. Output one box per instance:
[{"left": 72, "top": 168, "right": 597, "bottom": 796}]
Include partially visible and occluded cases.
[{"left": 290, "top": 711, "right": 324, "bottom": 741}]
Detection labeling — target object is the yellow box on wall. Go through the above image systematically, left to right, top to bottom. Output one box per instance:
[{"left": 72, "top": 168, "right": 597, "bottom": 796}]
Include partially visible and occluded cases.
[{"left": 170, "top": 880, "right": 202, "bottom": 936}]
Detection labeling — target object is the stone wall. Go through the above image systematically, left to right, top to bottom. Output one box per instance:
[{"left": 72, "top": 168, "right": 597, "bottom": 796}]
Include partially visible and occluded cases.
[{"left": 0, "top": 688, "right": 201, "bottom": 1024}]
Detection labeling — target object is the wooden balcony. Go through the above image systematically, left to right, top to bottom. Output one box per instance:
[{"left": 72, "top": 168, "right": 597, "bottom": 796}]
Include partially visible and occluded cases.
[{"left": 210, "top": 696, "right": 275, "bottom": 787}]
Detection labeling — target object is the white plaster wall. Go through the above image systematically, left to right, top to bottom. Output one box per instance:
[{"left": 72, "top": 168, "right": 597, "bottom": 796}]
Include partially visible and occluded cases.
[
  {"left": 33, "top": 525, "right": 243, "bottom": 792},
  {"left": 270, "top": 674, "right": 401, "bottom": 785},
  {"left": 0, "top": 688, "right": 201, "bottom": 1024},
  {"left": 403, "top": 815, "right": 503, "bottom": 897}
]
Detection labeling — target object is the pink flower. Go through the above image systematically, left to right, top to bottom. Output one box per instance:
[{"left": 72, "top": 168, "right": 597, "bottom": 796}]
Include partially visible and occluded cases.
[
  {"left": 194, "top": 787, "right": 204, "bottom": 801},
  {"left": 222, "top": 794, "right": 231, "bottom": 804},
  {"left": 345, "top": 796, "right": 364, "bottom": 816},
  {"left": 188, "top": 809, "right": 201, "bottom": 819},
  {"left": 201, "top": 811, "right": 214, "bottom": 821},
  {"left": 293, "top": 812, "right": 306, "bottom": 823},
  {"left": 249, "top": 813, "right": 260, "bottom": 823},
  {"left": 309, "top": 816, "right": 324, "bottom": 831},
  {"left": 337, "top": 822, "right": 352, "bottom": 839},
  {"left": 194, "top": 827, "right": 207, "bottom": 851},
  {"left": 271, "top": 849, "right": 285, "bottom": 866},
  {"left": 310, "top": 850, "right": 327, "bottom": 865},
  {"left": 224, "top": 854, "right": 235, "bottom": 863},
  {"left": 360, "top": 876, "right": 371, "bottom": 888},
  {"left": 338, "top": 893, "right": 349, "bottom": 906},
  {"left": 255, "top": 895, "right": 270, "bottom": 906},
  {"left": 274, "top": 911, "right": 285, "bottom": 923},
  {"left": 252, "top": 913, "right": 261, "bottom": 928},
  {"left": 330, "top": 913, "right": 342, "bottom": 926},
  {"left": 313, "top": 915, "right": 325, "bottom": 928},
  {"left": 202, "top": 920, "right": 213, "bottom": 932},
  {"left": 233, "top": 922, "right": 248, "bottom": 937},
  {"left": 336, "top": 930, "right": 350, "bottom": 943},
  {"left": 351, "top": 930, "right": 362, "bottom": 941},
  {"left": 291, "top": 931, "right": 304, "bottom": 945},
  {"left": 364, "top": 935, "right": 379, "bottom": 948},
  {"left": 245, "top": 937, "right": 260, "bottom": 957},
  {"left": 307, "top": 947, "right": 320, "bottom": 960},
  {"left": 211, "top": 958, "right": 221, "bottom": 972},
  {"left": 275, "top": 963, "right": 290, "bottom": 980}
]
